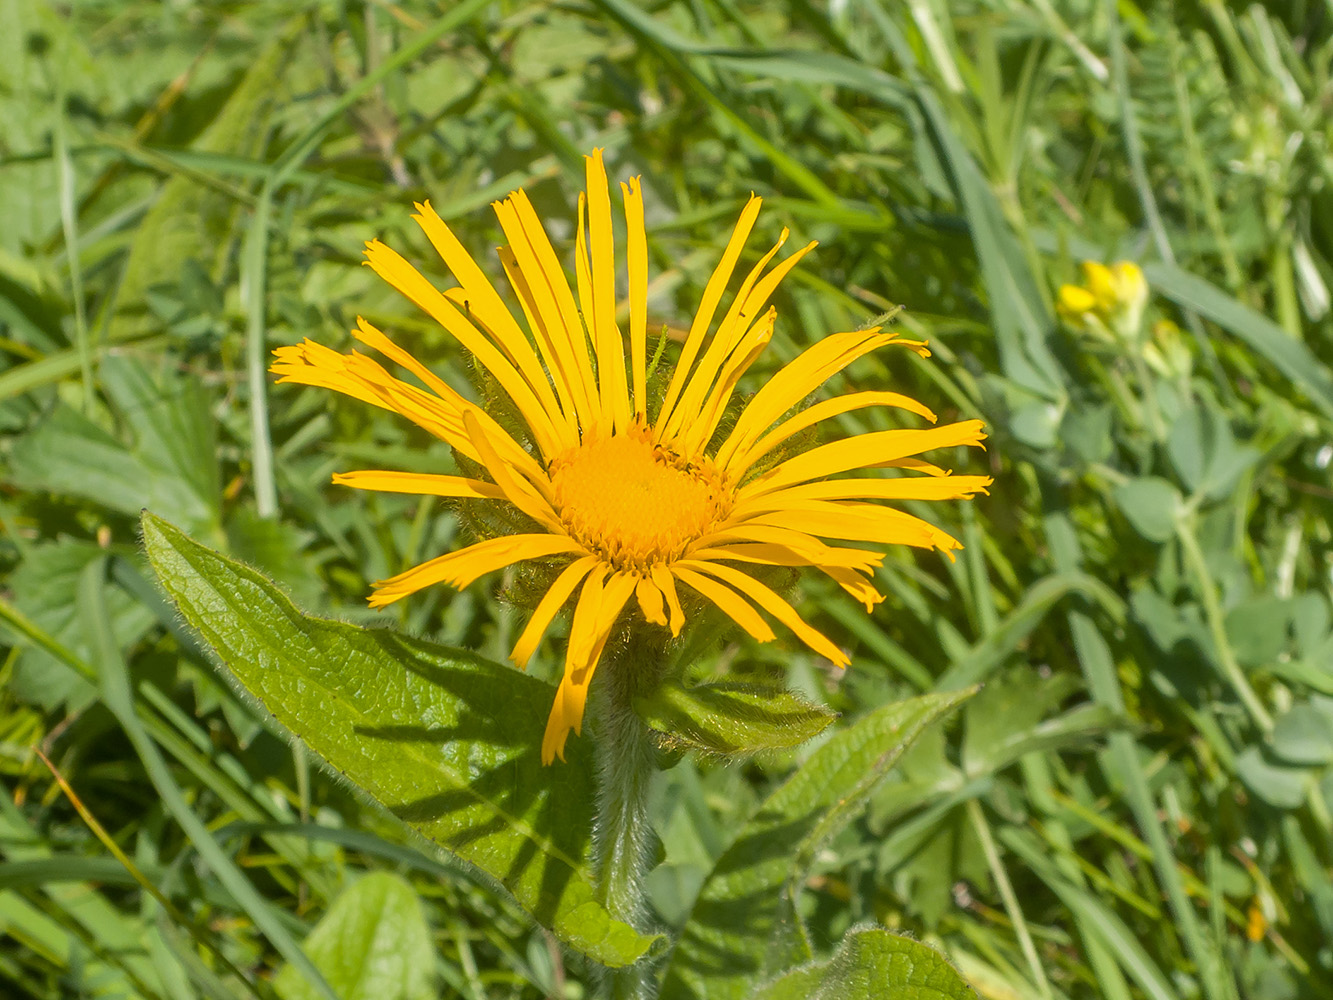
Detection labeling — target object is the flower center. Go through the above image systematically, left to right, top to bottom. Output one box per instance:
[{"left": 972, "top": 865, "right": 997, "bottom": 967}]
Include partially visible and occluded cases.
[{"left": 549, "top": 428, "right": 730, "bottom": 571}]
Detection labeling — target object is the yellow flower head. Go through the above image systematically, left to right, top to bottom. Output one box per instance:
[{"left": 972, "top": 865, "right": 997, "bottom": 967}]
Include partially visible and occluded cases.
[
  {"left": 272, "top": 150, "right": 990, "bottom": 764},
  {"left": 1059, "top": 259, "right": 1149, "bottom": 339}
]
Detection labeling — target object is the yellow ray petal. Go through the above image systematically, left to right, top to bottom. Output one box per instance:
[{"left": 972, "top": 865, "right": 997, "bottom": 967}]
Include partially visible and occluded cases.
[
  {"left": 585, "top": 150, "right": 631, "bottom": 432},
  {"left": 621, "top": 176, "right": 648, "bottom": 418},
  {"left": 496, "top": 190, "right": 599, "bottom": 425},
  {"left": 656, "top": 195, "right": 763, "bottom": 430},
  {"left": 410, "top": 202, "right": 573, "bottom": 443},
  {"left": 659, "top": 231, "right": 797, "bottom": 442},
  {"left": 663, "top": 239, "right": 816, "bottom": 443},
  {"left": 362, "top": 240, "right": 564, "bottom": 459},
  {"left": 495, "top": 245, "right": 582, "bottom": 425},
  {"left": 679, "top": 306, "right": 775, "bottom": 455},
  {"left": 350, "top": 319, "right": 546, "bottom": 479},
  {"left": 714, "top": 328, "right": 914, "bottom": 472},
  {"left": 272, "top": 340, "right": 399, "bottom": 411},
  {"left": 326, "top": 349, "right": 481, "bottom": 463},
  {"left": 335, "top": 349, "right": 547, "bottom": 487},
  {"left": 737, "top": 390, "right": 938, "bottom": 476},
  {"left": 461, "top": 411, "right": 562, "bottom": 529},
  {"left": 739, "top": 420, "right": 988, "bottom": 501},
  {"left": 884, "top": 456, "right": 950, "bottom": 477},
  {"left": 332, "top": 470, "right": 505, "bottom": 500},
  {"left": 745, "top": 473, "right": 994, "bottom": 505},
  {"left": 740, "top": 502, "right": 962, "bottom": 553},
  {"left": 692, "top": 522, "right": 883, "bottom": 570},
  {"left": 369, "top": 534, "right": 583, "bottom": 608},
  {"left": 688, "top": 541, "right": 883, "bottom": 572},
  {"left": 510, "top": 555, "right": 599, "bottom": 669},
  {"left": 676, "top": 559, "right": 848, "bottom": 667},
  {"left": 651, "top": 563, "right": 686, "bottom": 636},
  {"left": 822, "top": 564, "right": 885, "bottom": 611},
  {"left": 671, "top": 566, "right": 775, "bottom": 643},
  {"left": 542, "top": 569, "right": 635, "bottom": 764},
  {"left": 635, "top": 574, "right": 668, "bottom": 627}
]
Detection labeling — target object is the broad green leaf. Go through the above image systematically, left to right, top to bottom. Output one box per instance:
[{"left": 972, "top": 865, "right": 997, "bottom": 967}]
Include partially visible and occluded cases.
[
  {"left": 8, "top": 355, "right": 221, "bottom": 535},
  {"left": 1165, "top": 399, "right": 1257, "bottom": 501},
  {"left": 1112, "top": 477, "right": 1182, "bottom": 543},
  {"left": 140, "top": 511, "right": 660, "bottom": 968},
  {"left": 633, "top": 680, "right": 837, "bottom": 757},
  {"left": 660, "top": 689, "right": 975, "bottom": 1000},
  {"left": 1270, "top": 704, "right": 1333, "bottom": 767},
  {"left": 1235, "top": 747, "right": 1309, "bottom": 810},
  {"left": 274, "top": 873, "right": 435, "bottom": 1000},
  {"left": 749, "top": 926, "right": 976, "bottom": 1000}
]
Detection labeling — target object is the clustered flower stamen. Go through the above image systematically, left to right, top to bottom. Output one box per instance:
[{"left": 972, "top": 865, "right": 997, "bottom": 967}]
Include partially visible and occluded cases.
[{"left": 273, "top": 149, "right": 991, "bottom": 764}]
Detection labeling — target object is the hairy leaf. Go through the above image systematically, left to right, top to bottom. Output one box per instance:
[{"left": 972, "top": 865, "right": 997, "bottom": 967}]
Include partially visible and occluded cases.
[
  {"left": 141, "top": 511, "right": 660, "bottom": 968},
  {"left": 634, "top": 680, "right": 837, "bottom": 757},
  {"left": 750, "top": 926, "right": 976, "bottom": 1000}
]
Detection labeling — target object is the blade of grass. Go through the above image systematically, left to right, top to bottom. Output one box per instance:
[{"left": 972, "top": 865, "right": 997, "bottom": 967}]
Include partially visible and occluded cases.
[
  {"left": 1042, "top": 489, "right": 1235, "bottom": 1000},
  {"left": 76, "top": 557, "right": 340, "bottom": 1000},
  {"left": 35, "top": 748, "right": 272, "bottom": 1000}
]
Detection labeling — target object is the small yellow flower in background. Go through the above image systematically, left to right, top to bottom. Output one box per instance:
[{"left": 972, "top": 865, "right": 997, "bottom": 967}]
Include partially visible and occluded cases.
[
  {"left": 273, "top": 150, "right": 990, "bottom": 764},
  {"left": 1057, "top": 259, "right": 1149, "bottom": 341},
  {"left": 1056, "top": 283, "right": 1098, "bottom": 317}
]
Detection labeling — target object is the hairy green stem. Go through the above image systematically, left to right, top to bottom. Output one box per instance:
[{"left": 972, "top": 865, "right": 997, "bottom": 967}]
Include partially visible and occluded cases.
[{"left": 592, "top": 660, "right": 658, "bottom": 1000}]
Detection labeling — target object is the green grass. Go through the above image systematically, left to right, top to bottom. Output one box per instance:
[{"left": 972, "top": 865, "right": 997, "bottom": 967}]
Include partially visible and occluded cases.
[{"left": 3, "top": 0, "right": 1332, "bottom": 997}]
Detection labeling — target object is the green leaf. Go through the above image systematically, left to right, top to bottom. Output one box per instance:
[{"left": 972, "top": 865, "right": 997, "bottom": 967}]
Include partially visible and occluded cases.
[
  {"left": 1145, "top": 261, "right": 1333, "bottom": 421},
  {"left": 8, "top": 356, "right": 221, "bottom": 535},
  {"left": 1165, "top": 399, "right": 1257, "bottom": 501},
  {"left": 1112, "top": 477, "right": 1182, "bottom": 543},
  {"left": 139, "top": 511, "right": 660, "bottom": 969},
  {"left": 6, "top": 539, "right": 153, "bottom": 711},
  {"left": 961, "top": 671, "right": 1118, "bottom": 777},
  {"left": 633, "top": 680, "right": 837, "bottom": 757},
  {"left": 660, "top": 689, "right": 975, "bottom": 1000},
  {"left": 1269, "top": 704, "right": 1333, "bottom": 767},
  {"left": 1235, "top": 747, "right": 1309, "bottom": 810},
  {"left": 274, "top": 873, "right": 435, "bottom": 1000},
  {"left": 749, "top": 926, "right": 976, "bottom": 1000}
]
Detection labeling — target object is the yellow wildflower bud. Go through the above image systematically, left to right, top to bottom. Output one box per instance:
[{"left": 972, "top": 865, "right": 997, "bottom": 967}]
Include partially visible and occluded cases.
[
  {"left": 1080, "top": 261, "right": 1118, "bottom": 312},
  {"left": 1113, "top": 261, "right": 1147, "bottom": 308},
  {"left": 1057, "top": 283, "right": 1098, "bottom": 316}
]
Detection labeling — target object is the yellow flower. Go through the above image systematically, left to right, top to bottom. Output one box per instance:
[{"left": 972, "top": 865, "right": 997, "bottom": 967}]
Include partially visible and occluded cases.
[
  {"left": 272, "top": 150, "right": 990, "bottom": 764},
  {"left": 1059, "top": 260, "right": 1149, "bottom": 339},
  {"left": 1080, "top": 261, "right": 1119, "bottom": 313},
  {"left": 1056, "top": 283, "right": 1099, "bottom": 317}
]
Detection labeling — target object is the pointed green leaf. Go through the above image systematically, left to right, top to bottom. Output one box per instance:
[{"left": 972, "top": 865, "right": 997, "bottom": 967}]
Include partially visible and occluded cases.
[
  {"left": 1112, "top": 477, "right": 1182, "bottom": 543},
  {"left": 140, "top": 511, "right": 660, "bottom": 968},
  {"left": 634, "top": 680, "right": 837, "bottom": 757},
  {"left": 661, "top": 689, "right": 975, "bottom": 1000},
  {"left": 274, "top": 873, "right": 435, "bottom": 1000},
  {"left": 749, "top": 926, "right": 976, "bottom": 1000}
]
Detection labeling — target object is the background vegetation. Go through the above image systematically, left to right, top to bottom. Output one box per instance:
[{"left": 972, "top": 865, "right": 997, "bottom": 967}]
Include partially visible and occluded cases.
[{"left": 3, "top": 0, "right": 1333, "bottom": 997}]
